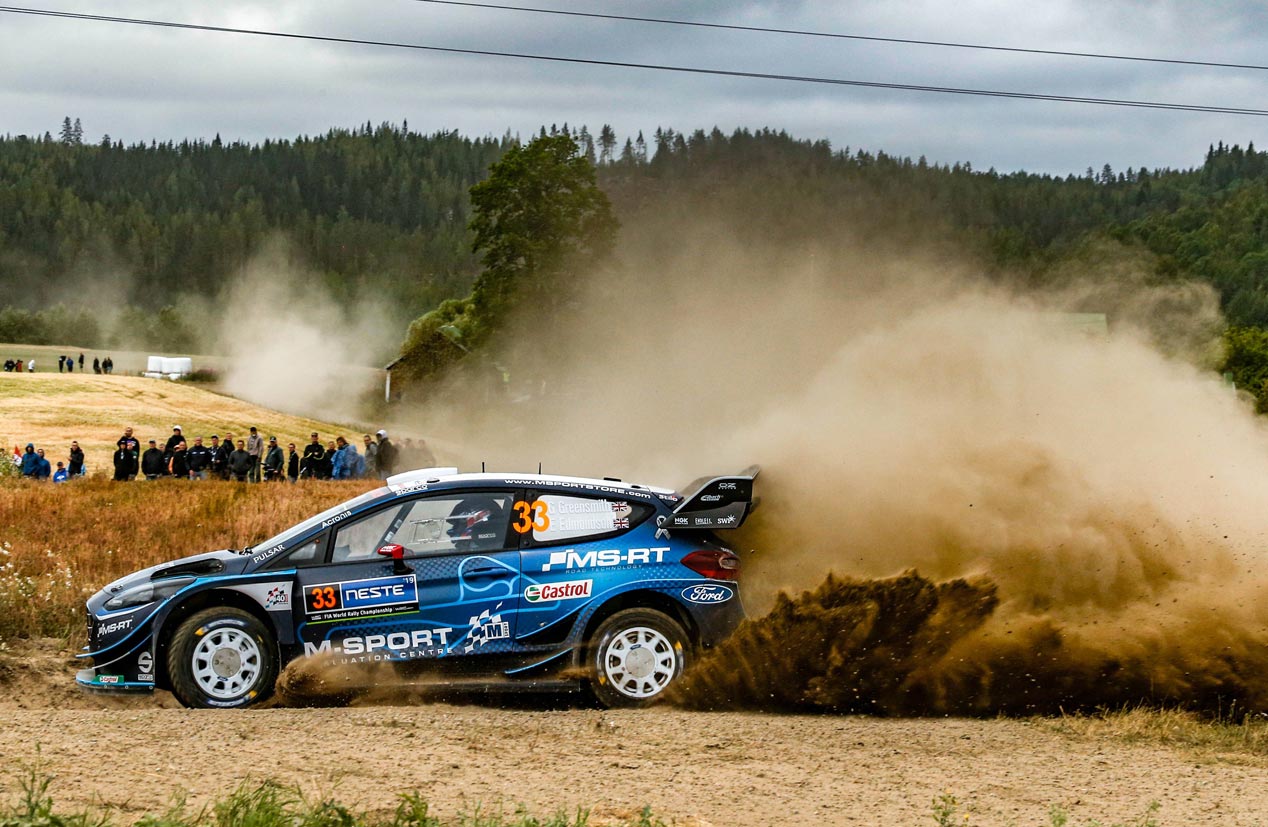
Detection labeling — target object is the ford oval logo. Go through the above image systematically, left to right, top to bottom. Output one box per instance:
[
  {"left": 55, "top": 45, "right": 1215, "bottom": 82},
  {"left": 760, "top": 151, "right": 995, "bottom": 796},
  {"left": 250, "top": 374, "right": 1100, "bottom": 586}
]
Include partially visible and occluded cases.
[{"left": 681, "top": 584, "right": 734, "bottom": 604}]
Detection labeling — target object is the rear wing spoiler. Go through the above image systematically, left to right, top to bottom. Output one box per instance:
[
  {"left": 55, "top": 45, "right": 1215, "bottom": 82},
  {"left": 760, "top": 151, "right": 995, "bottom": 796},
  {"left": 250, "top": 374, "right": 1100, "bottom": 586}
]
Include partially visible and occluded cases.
[{"left": 657, "top": 465, "right": 760, "bottom": 531}]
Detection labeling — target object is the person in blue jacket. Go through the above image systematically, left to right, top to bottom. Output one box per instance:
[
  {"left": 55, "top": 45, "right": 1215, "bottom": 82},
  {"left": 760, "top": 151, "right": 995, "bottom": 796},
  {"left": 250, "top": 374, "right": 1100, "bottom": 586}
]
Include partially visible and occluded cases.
[
  {"left": 20, "top": 444, "right": 39, "bottom": 477},
  {"left": 34, "top": 448, "right": 51, "bottom": 480},
  {"left": 53, "top": 462, "right": 68, "bottom": 483}
]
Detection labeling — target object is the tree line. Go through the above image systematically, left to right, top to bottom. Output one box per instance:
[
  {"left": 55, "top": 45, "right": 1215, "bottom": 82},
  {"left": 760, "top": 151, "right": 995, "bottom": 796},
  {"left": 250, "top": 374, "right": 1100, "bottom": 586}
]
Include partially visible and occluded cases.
[{"left": 6, "top": 120, "right": 1268, "bottom": 352}]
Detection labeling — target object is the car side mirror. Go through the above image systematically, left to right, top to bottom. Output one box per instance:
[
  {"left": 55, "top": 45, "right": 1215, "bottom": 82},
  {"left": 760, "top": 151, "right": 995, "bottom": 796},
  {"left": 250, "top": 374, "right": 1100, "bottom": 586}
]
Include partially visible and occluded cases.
[{"left": 377, "top": 544, "right": 409, "bottom": 575}]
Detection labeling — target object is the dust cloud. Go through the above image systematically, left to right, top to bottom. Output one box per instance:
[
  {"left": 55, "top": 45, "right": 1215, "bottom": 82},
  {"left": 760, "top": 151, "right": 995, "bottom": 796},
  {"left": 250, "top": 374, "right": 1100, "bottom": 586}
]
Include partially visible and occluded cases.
[
  {"left": 397, "top": 222, "right": 1268, "bottom": 715},
  {"left": 211, "top": 241, "right": 399, "bottom": 423}
]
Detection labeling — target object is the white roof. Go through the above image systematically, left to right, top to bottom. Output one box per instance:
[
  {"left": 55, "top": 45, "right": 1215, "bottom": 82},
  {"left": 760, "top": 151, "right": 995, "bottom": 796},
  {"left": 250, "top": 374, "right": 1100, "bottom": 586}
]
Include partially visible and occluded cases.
[{"left": 386, "top": 467, "right": 675, "bottom": 496}]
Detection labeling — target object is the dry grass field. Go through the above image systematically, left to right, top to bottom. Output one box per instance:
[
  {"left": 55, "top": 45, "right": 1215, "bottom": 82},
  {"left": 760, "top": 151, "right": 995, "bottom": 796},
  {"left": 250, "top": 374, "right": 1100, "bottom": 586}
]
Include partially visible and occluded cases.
[
  {"left": 0, "top": 371, "right": 367, "bottom": 476},
  {"left": 0, "top": 478, "right": 377, "bottom": 640}
]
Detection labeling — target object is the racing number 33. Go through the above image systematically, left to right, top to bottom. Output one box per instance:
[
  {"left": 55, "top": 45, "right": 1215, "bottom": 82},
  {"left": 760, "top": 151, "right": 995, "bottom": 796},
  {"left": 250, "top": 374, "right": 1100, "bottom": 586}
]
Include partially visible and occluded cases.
[
  {"left": 512, "top": 500, "right": 550, "bottom": 534},
  {"left": 308, "top": 585, "right": 338, "bottom": 611}
]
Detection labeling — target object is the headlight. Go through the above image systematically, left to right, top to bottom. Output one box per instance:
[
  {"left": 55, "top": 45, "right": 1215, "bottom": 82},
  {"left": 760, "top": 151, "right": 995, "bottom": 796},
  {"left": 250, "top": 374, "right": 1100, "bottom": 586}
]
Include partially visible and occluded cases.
[{"left": 103, "top": 577, "right": 194, "bottom": 610}]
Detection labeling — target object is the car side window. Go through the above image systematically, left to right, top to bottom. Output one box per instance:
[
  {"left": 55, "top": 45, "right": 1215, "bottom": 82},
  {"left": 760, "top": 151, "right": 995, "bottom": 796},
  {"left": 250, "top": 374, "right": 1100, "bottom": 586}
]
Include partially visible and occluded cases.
[
  {"left": 332, "top": 493, "right": 515, "bottom": 562},
  {"left": 518, "top": 493, "right": 650, "bottom": 545},
  {"left": 331, "top": 507, "right": 400, "bottom": 563},
  {"left": 261, "top": 534, "right": 326, "bottom": 570}
]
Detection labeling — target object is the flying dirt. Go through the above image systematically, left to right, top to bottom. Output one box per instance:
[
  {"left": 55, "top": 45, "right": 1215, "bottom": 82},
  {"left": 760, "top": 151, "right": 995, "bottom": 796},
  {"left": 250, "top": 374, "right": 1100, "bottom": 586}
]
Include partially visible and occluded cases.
[{"left": 239, "top": 223, "right": 1268, "bottom": 715}]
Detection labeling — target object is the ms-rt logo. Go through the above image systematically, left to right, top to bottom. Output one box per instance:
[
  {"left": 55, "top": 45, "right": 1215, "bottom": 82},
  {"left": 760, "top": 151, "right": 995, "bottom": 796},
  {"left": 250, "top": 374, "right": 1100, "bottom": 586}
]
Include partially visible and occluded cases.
[{"left": 540, "top": 547, "right": 669, "bottom": 572}]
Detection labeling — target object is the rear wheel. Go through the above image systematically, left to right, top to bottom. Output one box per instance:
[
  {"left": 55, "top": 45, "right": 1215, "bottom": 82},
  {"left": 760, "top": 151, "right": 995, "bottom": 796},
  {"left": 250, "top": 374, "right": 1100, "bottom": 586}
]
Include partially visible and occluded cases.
[
  {"left": 167, "top": 607, "right": 277, "bottom": 709},
  {"left": 589, "top": 608, "right": 688, "bottom": 708}
]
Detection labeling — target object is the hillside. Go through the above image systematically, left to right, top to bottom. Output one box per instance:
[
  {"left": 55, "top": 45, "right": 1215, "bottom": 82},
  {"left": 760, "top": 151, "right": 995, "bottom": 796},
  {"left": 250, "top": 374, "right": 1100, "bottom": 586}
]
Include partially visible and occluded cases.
[
  {"left": 7, "top": 125, "right": 1268, "bottom": 355},
  {"left": 0, "top": 371, "right": 365, "bottom": 473}
]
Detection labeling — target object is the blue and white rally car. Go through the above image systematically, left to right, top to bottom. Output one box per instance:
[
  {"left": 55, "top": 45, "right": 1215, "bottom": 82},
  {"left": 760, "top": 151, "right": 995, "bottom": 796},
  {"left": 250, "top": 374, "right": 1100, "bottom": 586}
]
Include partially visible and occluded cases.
[{"left": 77, "top": 466, "right": 757, "bottom": 708}]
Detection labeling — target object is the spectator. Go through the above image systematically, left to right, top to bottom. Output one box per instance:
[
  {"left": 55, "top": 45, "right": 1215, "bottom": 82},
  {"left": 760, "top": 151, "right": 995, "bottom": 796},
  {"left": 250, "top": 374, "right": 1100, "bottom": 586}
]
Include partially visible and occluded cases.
[
  {"left": 78, "top": 353, "right": 84, "bottom": 370},
  {"left": 58, "top": 355, "right": 65, "bottom": 373},
  {"left": 65, "top": 355, "right": 73, "bottom": 373},
  {"left": 103, "top": 356, "right": 113, "bottom": 374},
  {"left": 92, "top": 357, "right": 100, "bottom": 374},
  {"left": 27, "top": 358, "right": 34, "bottom": 373},
  {"left": 164, "top": 426, "right": 185, "bottom": 462},
  {"left": 116, "top": 427, "right": 140, "bottom": 479},
  {"left": 246, "top": 427, "right": 264, "bottom": 483},
  {"left": 375, "top": 430, "right": 397, "bottom": 478},
  {"left": 300, "top": 433, "right": 324, "bottom": 479},
  {"left": 209, "top": 434, "right": 230, "bottom": 480},
  {"left": 362, "top": 434, "right": 378, "bottom": 478},
  {"left": 187, "top": 436, "right": 212, "bottom": 480},
  {"left": 262, "top": 436, "right": 284, "bottom": 481},
  {"left": 344, "top": 437, "right": 364, "bottom": 478},
  {"left": 328, "top": 438, "right": 345, "bottom": 480},
  {"left": 141, "top": 439, "right": 166, "bottom": 480},
  {"left": 228, "top": 439, "right": 252, "bottom": 482},
  {"left": 320, "top": 440, "right": 336, "bottom": 479},
  {"left": 68, "top": 441, "right": 84, "bottom": 476},
  {"left": 168, "top": 441, "right": 190, "bottom": 479},
  {"left": 286, "top": 442, "right": 299, "bottom": 483},
  {"left": 112, "top": 443, "right": 135, "bottom": 481},
  {"left": 20, "top": 444, "right": 39, "bottom": 477},
  {"left": 34, "top": 449, "right": 50, "bottom": 480},
  {"left": 53, "top": 462, "right": 68, "bottom": 483}
]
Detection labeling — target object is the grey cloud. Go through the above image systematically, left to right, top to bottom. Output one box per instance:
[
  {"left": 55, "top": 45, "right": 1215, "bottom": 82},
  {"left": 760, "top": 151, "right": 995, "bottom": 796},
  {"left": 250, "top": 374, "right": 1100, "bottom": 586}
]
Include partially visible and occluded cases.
[{"left": 1, "top": 0, "right": 1264, "bottom": 174}]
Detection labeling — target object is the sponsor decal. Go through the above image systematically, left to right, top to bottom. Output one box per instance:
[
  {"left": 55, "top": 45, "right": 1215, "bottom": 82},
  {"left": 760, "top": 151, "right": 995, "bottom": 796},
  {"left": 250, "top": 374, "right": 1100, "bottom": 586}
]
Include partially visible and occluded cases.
[
  {"left": 502, "top": 479, "right": 653, "bottom": 499},
  {"left": 391, "top": 480, "right": 430, "bottom": 494},
  {"left": 717, "top": 482, "right": 738, "bottom": 491},
  {"left": 700, "top": 494, "right": 723, "bottom": 502},
  {"left": 320, "top": 510, "right": 352, "bottom": 528},
  {"left": 251, "top": 545, "right": 284, "bottom": 564},
  {"left": 540, "top": 547, "right": 669, "bottom": 572},
  {"left": 304, "top": 574, "right": 419, "bottom": 623},
  {"left": 524, "top": 578, "right": 593, "bottom": 603},
  {"left": 228, "top": 581, "right": 294, "bottom": 611},
  {"left": 681, "top": 584, "right": 735, "bottom": 604},
  {"left": 264, "top": 585, "right": 290, "bottom": 609},
  {"left": 463, "top": 604, "right": 511, "bottom": 653},
  {"left": 100, "top": 617, "right": 132, "bottom": 636},
  {"left": 302, "top": 627, "right": 453, "bottom": 661},
  {"left": 136, "top": 651, "right": 154, "bottom": 674},
  {"left": 96, "top": 675, "right": 121, "bottom": 684}
]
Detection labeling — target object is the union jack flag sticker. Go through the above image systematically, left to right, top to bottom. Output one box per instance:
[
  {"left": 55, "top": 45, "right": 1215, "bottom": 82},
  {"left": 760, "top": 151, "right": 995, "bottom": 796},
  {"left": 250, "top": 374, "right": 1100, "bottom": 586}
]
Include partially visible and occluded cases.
[{"left": 613, "top": 517, "right": 629, "bottom": 529}]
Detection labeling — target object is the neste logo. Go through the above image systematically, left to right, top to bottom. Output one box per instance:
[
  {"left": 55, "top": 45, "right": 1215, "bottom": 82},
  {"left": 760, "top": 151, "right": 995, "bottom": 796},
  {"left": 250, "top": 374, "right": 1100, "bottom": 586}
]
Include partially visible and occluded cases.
[{"left": 524, "top": 579, "right": 593, "bottom": 603}]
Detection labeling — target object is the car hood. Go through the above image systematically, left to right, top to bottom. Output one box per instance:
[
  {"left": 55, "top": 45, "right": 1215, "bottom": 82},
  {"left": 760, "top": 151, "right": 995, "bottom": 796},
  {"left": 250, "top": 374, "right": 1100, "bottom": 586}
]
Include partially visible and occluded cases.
[{"left": 97, "top": 549, "right": 248, "bottom": 600}]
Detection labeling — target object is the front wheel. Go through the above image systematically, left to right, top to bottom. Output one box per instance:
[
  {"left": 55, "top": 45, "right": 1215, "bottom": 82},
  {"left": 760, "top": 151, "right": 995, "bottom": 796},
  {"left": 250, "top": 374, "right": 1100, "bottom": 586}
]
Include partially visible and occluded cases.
[
  {"left": 167, "top": 607, "right": 278, "bottom": 709},
  {"left": 589, "top": 608, "right": 689, "bottom": 708}
]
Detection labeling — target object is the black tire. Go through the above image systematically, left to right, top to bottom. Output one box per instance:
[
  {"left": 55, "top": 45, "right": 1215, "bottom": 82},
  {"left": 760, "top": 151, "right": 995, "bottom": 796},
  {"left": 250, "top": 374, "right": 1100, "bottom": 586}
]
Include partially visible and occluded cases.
[
  {"left": 166, "top": 607, "right": 278, "bottom": 709},
  {"left": 589, "top": 608, "right": 689, "bottom": 708}
]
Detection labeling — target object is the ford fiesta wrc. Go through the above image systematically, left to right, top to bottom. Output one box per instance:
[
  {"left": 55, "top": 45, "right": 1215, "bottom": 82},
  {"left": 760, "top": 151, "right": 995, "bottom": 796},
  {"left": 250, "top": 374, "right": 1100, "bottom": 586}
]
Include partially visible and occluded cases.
[{"left": 78, "top": 466, "right": 758, "bottom": 708}]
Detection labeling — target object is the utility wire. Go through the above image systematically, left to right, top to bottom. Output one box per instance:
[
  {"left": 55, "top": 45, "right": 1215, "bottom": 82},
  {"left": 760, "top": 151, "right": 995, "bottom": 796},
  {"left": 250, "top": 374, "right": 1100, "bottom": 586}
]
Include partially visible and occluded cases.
[
  {"left": 413, "top": 0, "right": 1268, "bottom": 73},
  {"left": 3, "top": 5, "right": 1268, "bottom": 117}
]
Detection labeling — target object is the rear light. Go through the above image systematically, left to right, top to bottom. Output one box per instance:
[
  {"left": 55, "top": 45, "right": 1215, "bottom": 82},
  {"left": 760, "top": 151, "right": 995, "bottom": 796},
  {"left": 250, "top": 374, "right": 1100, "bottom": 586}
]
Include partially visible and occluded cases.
[{"left": 680, "top": 549, "right": 740, "bottom": 581}]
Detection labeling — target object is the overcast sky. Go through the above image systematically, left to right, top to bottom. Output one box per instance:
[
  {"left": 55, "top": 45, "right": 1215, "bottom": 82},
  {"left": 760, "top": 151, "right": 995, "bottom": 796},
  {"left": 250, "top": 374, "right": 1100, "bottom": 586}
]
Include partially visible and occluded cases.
[{"left": 2, "top": 0, "right": 1266, "bottom": 175}]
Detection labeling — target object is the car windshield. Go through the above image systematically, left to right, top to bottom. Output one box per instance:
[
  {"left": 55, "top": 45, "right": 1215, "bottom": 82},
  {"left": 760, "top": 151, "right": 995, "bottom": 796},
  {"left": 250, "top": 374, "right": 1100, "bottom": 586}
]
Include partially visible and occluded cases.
[{"left": 249, "top": 487, "right": 387, "bottom": 552}]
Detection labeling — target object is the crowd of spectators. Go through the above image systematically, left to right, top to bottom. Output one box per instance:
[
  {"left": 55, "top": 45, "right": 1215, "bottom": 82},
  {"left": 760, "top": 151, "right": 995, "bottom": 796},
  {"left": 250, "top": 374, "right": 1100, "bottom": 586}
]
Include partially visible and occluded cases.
[
  {"left": 2, "top": 353, "right": 116, "bottom": 373},
  {"left": 106, "top": 425, "right": 432, "bottom": 482},
  {"left": 11, "top": 427, "right": 436, "bottom": 484},
  {"left": 10, "top": 440, "right": 85, "bottom": 483}
]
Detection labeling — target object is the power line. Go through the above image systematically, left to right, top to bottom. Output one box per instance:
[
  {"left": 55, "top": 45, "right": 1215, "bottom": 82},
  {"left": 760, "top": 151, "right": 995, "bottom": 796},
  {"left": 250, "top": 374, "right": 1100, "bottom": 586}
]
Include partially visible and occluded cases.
[
  {"left": 413, "top": 0, "right": 1268, "bottom": 73},
  {"left": 3, "top": 5, "right": 1268, "bottom": 117}
]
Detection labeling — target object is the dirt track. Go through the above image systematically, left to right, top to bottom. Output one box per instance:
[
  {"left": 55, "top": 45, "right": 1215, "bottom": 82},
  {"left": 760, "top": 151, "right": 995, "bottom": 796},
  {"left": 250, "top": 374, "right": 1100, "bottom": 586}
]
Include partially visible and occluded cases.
[{"left": 0, "top": 644, "right": 1264, "bottom": 826}]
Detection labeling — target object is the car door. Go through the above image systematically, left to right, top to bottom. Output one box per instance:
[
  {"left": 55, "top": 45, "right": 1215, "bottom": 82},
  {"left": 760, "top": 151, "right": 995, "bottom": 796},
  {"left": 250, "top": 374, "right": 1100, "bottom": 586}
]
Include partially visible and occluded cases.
[{"left": 294, "top": 489, "right": 521, "bottom": 667}]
